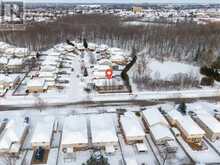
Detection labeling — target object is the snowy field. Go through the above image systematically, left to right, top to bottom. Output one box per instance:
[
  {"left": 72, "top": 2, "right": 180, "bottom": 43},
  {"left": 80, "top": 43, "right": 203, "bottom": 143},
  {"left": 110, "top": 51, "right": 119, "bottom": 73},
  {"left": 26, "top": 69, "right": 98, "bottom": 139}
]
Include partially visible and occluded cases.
[{"left": 148, "top": 59, "right": 200, "bottom": 81}]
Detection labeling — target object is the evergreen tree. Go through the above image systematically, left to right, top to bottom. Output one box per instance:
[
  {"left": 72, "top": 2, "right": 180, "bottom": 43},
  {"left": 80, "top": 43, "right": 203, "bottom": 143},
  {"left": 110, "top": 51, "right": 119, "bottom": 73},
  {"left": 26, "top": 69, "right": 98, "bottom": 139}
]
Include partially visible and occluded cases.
[
  {"left": 83, "top": 38, "right": 88, "bottom": 49},
  {"left": 84, "top": 68, "right": 88, "bottom": 77},
  {"left": 83, "top": 152, "right": 109, "bottom": 165}
]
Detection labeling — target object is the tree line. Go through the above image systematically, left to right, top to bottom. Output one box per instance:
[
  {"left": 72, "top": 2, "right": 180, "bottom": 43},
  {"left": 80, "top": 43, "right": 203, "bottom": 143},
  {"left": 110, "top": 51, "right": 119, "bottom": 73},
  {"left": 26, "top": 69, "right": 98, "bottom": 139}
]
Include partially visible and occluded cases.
[{"left": 0, "top": 14, "right": 219, "bottom": 65}]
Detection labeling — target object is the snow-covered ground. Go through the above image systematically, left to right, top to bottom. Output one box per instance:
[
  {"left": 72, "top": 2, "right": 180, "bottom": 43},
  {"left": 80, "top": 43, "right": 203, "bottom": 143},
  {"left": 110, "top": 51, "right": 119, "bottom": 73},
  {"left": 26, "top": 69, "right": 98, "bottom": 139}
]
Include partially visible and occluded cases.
[{"left": 148, "top": 59, "right": 200, "bottom": 81}]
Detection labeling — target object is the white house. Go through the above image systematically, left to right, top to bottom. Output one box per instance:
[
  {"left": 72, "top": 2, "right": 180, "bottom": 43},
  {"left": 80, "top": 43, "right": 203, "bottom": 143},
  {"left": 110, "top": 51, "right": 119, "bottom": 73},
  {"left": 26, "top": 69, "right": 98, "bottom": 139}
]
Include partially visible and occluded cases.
[
  {"left": 0, "top": 74, "right": 20, "bottom": 90},
  {"left": 27, "top": 79, "right": 48, "bottom": 93},
  {"left": 142, "top": 108, "right": 169, "bottom": 129},
  {"left": 167, "top": 110, "right": 205, "bottom": 145},
  {"left": 195, "top": 112, "right": 220, "bottom": 141},
  {"left": 120, "top": 113, "right": 145, "bottom": 144},
  {"left": 90, "top": 114, "right": 118, "bottom": 150},
  {"left": 61, "top": 116, "right": 88, "bottom": 153},
  {"left": 31, "top": 117, "right": 55, "bottom": 149},
  {"left": 0, "top": 119, "right": 29, "bottom": 155},
  {"left": 150, "top": 123, "right": 175, "bottom": 145}
]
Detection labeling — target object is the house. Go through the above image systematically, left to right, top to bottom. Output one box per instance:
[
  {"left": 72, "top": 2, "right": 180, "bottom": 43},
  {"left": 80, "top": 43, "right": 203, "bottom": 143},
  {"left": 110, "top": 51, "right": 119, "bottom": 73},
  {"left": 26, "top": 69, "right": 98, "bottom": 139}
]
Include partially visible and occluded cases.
[
  {"left": 132, "top": 6, "right": 143, "bottom": 14},
  {"left": 0, "top": 42, "right": 11, "bottom": 52},
  {"left": 76, "top": 43, "right": 85, "bottom": 51},
  {"left": 88, "top": 43, "right": 96, "bottom": 51},
  {"left": 96, "top": 44, "right": 108, "bottom": 53},
  {"left": 4, "top": 47, "right": 16, "bottom": 56},
  {"left": 14, "top": 48, "right": 29, "bottom": 58},
  {"left": 111, "top": 53, "right": 127, "bottom": 65},
  {"left": 0, "top": 57, "right": 8, "bottom": 69},
  {"left": 7, "top": 58, "right": 24, "bottom": 72},
  {"left": 98, "top": 59, "right": 112, "bottom": 66},
  {"left": 94, "top": 64, "right": 111, "bottom": 71},
  {"left": 40, "top": 65, "right": 58, "bottom": 73},
  {"left": 38, "top": 71, "right": 57, "bottom": 82},
  {"left": 92, "top": 71, "right": 106, "bottom": 79},
  {"left": 0, "top": 74, "right": 20, "bottom": 90},
  {"left": 92, "top": 78, "right": 125, "bottom": 92},
  {"left": 27, "top": 79, "right": 48, "bottom": 93},
  {"left": 142, "top": 108, "right": 169, "bottom": 130},
  {"left": 142, "top": 108, "right": 175, "bottom": 145},
  {"left": 166, "top": 110, "right": 184, "bottom": 126},
  {"left": 167, "top": 110, "right": 205, "bottom": 146},
  {"left": 195, "top": 112, "right": 220, "bottom": 142},
  {"left": 120, "top": 113, "right": 145, "bottom": 144},
  {"left": 90, "top": 114, "right": 118, "bottom": 150},
  {"left": 61, "top": 116, "right": 88, "bottom": 153},
  {"left": 177, "top": 116, "right": 205, "bottom": 145},
  {"left": 31, "top": 117, "right": 55, "bottom": 150},
  {"left": 0, "top": 119, "right": 29, "bottom": 155},
  {"left": 150, "top": 123, "right": 175, "bottom": 145},
  {"left": 136, "top": 143, "right": 148, "bottom": 152},
  {"left": 125, "top": 158, "right": 138, "bottom": 165}
]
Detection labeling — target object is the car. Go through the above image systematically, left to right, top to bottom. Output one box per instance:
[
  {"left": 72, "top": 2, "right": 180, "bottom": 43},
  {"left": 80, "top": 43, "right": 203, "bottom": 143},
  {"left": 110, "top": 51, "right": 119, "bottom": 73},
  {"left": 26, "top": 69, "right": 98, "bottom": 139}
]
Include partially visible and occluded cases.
[
  {"left": 24, "top": 117, "right": 30, "bottom": 124},
  {"left": 3, "top": 118, "right": 8, "bottom": 123},
  {"left": 35, "top": 147, "right": 45, "bottom": 161}
]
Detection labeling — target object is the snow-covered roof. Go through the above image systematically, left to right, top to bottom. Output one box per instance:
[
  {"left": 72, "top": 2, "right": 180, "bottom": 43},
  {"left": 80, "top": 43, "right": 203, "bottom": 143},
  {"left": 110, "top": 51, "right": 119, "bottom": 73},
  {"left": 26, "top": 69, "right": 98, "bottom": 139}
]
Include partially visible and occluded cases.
[
  {"left": 76, "top": 43, "right": 85, "bottom": 50},
  {"left": 88, "top": 43, "right": 96, "bottom": 50},
  {"left": 98, "top": 44, "right": 108, "bottom": 51},
  {"left": 4, "top": 47, "right": 16, "bottom": 55},
  {"left": 109, "top": 47, "right": 122, "bottom": 53},
  {"left": 14, "top": 48, "right": 29, "bottom": 57},
  {"left": 111, "top": 54, "right": 126, "bottom": 62},
  {"left": 0, "top": 57, "right": 8, "bottom": 64},
  {"left": 7, "top": 58, "right": 23, "bottom": 66},
  {"left": 98, "top": 59, "right": 112, "bottom": 66},
  {"left": 41, "top": 60, "right": 58, "bottom": 66},
  {"left": 94, "top": 64, "right": 111, "bottom": 71},
  {"left": 40, "top": 65, "right": 57, "bottom": 72},
  {"left": 92, "top": 71, "right": 106, "bottom": 79},
  {"left": 39, "top": 72, "right": 56, "bottom": 79},
  {"left": 0, "top": 74, "right": 19, "bottom": 84},
  {"left": 93, "top": 78, "right": 124, "bottom": 87},
  {"left": 27, "top": 79, "right": 46, "bottom": 87},
  {"left": 142, "top": 108, "right": 169, "bottom": 127},
  {"left": 167, "top": 110, "right": 183, "bottom": 122},
  {"left": 168, "top": 110, "right": 205, "bottom": 136},
  {"left": 120, "top": 113, "right": 145, "bottom": 138},
  {"left": 197, "top": 113, "right": 220, "bottom": 133},
  {"left": 90, "top": 114, "right": 118, "bottom": 144},
  {"left": 61, "top": 116, "right": 88, "bottom": 145},
  {"left": 180, "top": 116, "right": 205, "bottom": 136},
  {"left": 31, "top": 117, "right": 54, "bottom": 144},
  {"left": 0, "top": 119, "right": 28, "bottom": 151},
  {"left": 150, "top": 123, "right": 174, "bottom": 142},
  {"left": 136, "top": 143, "right": 148, "bottom": 152},
  {"left": 125, "top": 158, "right": 138, "bottom": 165}
]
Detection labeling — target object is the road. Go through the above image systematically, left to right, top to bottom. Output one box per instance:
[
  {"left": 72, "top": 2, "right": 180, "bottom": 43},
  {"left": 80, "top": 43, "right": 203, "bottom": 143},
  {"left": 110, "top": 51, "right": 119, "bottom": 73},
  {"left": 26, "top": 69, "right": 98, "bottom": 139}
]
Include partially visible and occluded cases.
[{"left": 1, "top": 88, "right": 220, "bottom": 110}]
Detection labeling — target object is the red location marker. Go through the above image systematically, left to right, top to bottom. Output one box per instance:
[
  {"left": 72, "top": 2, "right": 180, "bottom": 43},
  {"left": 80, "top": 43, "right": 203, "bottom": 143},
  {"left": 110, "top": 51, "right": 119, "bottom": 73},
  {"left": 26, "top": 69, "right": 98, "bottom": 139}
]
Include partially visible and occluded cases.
[{"left": 105, "top": 69, "right": 113, "bottom": 79}]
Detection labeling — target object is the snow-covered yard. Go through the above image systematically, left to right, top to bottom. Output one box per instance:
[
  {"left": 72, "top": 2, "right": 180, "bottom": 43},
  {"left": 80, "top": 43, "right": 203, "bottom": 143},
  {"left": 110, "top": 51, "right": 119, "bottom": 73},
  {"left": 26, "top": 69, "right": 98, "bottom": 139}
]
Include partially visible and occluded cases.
[{"left": 148, "top": 59, "right": 200, "bottom": 81}]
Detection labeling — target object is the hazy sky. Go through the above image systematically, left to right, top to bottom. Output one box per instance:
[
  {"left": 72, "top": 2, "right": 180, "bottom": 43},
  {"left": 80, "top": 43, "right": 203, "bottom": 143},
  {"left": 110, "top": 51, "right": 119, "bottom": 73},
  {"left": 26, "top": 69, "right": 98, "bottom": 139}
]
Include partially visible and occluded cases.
[{"left": 23, "top": 0, "right": 220, "bottom": 4}]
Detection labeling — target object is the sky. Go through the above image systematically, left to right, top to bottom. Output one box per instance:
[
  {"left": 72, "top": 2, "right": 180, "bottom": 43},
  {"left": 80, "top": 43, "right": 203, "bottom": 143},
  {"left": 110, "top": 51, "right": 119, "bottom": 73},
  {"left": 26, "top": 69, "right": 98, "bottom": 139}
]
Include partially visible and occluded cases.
[{"left": 23, "top": 0, "right": 220, "bottom": 4}]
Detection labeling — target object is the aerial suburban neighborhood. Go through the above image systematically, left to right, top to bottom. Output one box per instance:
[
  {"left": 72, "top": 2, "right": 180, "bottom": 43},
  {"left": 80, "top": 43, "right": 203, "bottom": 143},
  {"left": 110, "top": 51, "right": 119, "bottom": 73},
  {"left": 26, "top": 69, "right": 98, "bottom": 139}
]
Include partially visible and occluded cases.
[{"left": 0, "top": 0, "right": 220, "bottom": 165}]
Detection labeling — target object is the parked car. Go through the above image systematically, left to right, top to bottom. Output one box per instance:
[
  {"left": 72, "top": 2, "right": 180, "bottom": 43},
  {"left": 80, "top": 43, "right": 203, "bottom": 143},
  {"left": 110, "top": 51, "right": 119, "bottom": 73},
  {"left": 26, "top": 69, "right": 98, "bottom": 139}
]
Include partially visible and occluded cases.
[
  {"left": 24, "top": 117, "right": 30, "bottom": 124},
  {"left": 35, "top": 147, "right": 45, "bottom": 161}
]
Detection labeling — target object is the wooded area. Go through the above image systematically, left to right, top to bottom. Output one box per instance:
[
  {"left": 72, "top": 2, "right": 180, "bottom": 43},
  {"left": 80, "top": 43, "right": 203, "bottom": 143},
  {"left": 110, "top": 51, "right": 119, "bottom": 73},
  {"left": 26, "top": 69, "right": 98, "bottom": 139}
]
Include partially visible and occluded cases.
[{"left": 0, "top": 14, "right": 219, "bottom": 64}]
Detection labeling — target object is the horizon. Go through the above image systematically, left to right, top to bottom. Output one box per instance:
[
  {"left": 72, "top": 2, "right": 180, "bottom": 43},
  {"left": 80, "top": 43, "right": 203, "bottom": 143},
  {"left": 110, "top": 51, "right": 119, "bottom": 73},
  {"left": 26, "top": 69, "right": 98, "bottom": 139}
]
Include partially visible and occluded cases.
[{"left": 21, "top": 0, "right": 220, "bottom": 4}]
